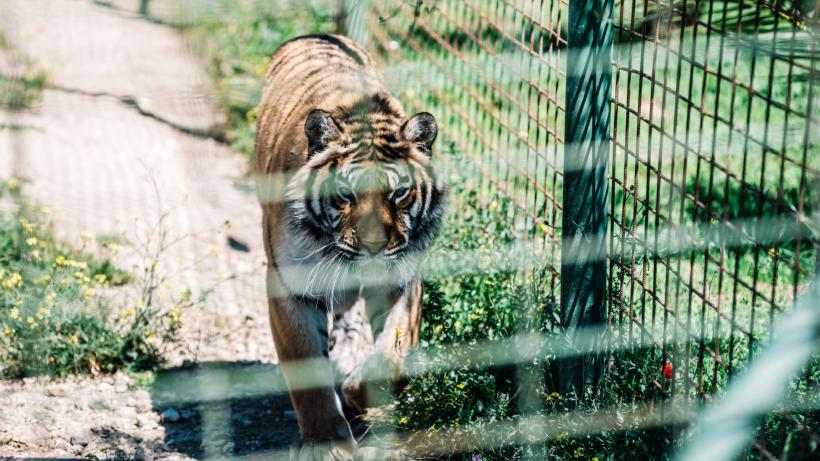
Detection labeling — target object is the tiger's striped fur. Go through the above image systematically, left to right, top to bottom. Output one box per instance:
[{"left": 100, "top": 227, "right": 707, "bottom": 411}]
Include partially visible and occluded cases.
[{"left": 253, "top": 35, "right": 445, "bottom": 456}]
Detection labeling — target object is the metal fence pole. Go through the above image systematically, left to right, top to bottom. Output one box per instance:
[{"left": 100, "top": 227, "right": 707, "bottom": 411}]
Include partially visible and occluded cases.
[{"left": 559, "top": 0, "right": 612, "bottom": 399}]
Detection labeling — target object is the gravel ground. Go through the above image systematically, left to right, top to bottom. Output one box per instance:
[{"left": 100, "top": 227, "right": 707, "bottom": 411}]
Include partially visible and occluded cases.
[{"left": 0, "top": 0, "right": 299, "bottom": 458}]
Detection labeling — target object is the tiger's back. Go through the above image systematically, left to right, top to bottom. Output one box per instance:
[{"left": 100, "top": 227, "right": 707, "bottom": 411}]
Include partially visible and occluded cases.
[{"left": 254, "top": 34, "right": 386, "bottom": 176}]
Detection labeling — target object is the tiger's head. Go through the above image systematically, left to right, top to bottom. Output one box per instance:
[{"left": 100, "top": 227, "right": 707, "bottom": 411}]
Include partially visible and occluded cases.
[{"left": 286, "top": 93, "right": 446, "bottom": 290}]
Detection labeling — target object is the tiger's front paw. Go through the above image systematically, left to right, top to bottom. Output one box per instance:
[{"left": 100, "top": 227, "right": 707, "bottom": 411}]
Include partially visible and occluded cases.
[{"left": 289, "top": 438, "right": 355, "bottom": 461}]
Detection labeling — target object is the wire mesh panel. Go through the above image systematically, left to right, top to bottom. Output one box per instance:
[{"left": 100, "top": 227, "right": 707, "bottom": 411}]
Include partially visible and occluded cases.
[
  {"left": 3, "top": 0, "right": 816, "bottom": 459},
  {"left": 366, "top": 0, "right": 818, "bottom": 458},
  {"left": 369, "top": 0, "right": 567, "bottom": 277},
  {"left": 607, "top": 0, "right": 819, "bottom": 456}
]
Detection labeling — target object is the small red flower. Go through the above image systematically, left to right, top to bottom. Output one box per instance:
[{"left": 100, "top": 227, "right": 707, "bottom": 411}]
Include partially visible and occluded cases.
[{"left": 661, "top": 362, "right": 673, "bottom": 380}]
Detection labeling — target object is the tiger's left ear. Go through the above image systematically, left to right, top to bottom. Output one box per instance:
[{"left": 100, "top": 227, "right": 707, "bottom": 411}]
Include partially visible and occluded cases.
[
  {"left": 305, "top": 109, "right": 341, "bottom": 159},
  {"left": 402, "top": 112, "right": 437, "bottom": 156}
]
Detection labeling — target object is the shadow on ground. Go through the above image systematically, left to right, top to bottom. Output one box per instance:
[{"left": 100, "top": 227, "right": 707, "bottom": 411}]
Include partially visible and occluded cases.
[{"left": 151, "top": 361, "right": 298, "bottom": 459}]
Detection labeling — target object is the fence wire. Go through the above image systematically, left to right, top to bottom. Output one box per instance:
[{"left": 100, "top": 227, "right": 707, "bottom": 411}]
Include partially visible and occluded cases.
[
  {"left": 2, "top": 0, "right": 818, "bottom": 460},
  {"left": 365, "top": 0, "right": 819, "bottom": 459}
]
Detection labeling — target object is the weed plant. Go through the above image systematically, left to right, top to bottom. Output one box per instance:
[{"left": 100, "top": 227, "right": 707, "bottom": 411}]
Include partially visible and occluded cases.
[{"left": 0, "top": 179, "right": 184, "bottom": 377}]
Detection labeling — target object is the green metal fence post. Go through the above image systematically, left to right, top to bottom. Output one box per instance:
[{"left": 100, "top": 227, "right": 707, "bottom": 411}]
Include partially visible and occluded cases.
[{"left": 559, "top": 0, "right": 613, "bottom": 399}]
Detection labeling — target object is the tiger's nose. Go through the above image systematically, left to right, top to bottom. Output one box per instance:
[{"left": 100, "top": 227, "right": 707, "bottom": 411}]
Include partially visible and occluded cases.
[{"left": 361, "top": 239, "right": 388, "bottom": 256}]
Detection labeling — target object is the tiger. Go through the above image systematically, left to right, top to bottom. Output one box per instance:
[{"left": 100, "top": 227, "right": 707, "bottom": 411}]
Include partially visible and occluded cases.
[{"left": 253, "top": 34, "right": 446, "bottom": 459}]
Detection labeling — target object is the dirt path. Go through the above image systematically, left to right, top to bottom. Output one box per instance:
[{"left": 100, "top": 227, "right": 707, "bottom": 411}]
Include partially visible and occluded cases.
[{"left": 0, "top": 1, "right": 298, "bottom": 458}]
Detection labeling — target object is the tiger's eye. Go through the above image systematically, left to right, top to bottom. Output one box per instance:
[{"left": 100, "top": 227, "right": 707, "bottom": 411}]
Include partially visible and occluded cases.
[
  {"left": 337, "top": 184, "right": 355, "bottom": 203},
  {"left": 392, "top": 187, "right": 410, "bottom": 202}
]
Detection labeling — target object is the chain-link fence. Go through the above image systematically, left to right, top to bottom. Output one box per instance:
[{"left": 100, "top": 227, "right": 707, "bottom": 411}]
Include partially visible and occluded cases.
[
  {"left": 1, "top": 0, "right": 818, "bottom": 459},
  {"left": 364, "top": 0, "right": 819, "bottom": 459}
]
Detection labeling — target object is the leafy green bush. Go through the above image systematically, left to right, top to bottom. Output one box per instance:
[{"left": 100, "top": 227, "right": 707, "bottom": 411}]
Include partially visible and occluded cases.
[{"left": 0, "top": 179, "right": 181, "bottom": 378}]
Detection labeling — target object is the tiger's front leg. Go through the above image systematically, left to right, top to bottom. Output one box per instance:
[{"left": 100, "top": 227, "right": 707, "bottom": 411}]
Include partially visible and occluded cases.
[
  {"left": 341, "top": 279, "right": 423, "bottom": 410},
  {"left": 267, "top": 292, "right": 355, "bottom": 460}
]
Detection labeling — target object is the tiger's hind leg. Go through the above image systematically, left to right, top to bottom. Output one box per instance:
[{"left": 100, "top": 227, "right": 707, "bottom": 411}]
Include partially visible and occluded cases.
[{"left": 341, "top": 279, "right": 423, "bottom": 410}]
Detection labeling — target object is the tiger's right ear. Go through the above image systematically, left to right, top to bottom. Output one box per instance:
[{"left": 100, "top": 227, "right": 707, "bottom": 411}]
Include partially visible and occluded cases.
[{"left": 305, "top": 109, "right": 340, "bottom": 159}]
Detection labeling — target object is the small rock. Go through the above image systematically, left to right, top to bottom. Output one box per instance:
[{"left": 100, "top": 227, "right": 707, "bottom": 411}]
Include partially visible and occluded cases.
[
  {"left": 115, "top": 384, "right": 128, "bottom": 393},
  {"left": 46, "top": 386, "right": 70, "bottom": 397},
  {"left": 126, "top": 397, "right": 137, "bottom": 407},
  {"left": 89, "top": 398, "right": 112, "bottom": 410},
  {"left": 120, "top": 406, "right": 137, "bottom": 420},
  {"left": 160, "top": 408, "right": 180, "bottom": 423},
  {"left": 283, "top": 410, "right": 297, "bottom": 421},
  {"left": 135, "top": 414, "right": 152, "bottom": 428},
  {"left": 69, "top": 429, "right": 92, "bottom": 446},
  {"left": 53, "top": 438, "right": 72, "bottom": 451},
  {"left": 223, "top": 441, "right": 235, "bottom": 453},
  {"left": 134, "top": 446, "right": 148, "bottom": 461}
]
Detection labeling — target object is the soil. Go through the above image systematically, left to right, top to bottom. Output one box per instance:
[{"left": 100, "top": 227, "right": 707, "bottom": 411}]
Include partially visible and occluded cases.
[{"left": 0, "top": 0, "right": 300, "bottom": 458}]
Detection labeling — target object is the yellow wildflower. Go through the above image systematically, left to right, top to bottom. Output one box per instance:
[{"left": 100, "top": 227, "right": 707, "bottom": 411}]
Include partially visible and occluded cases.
[
  {"left": 8, "top": 177, "right": 19, "bottom": 189},
  {"left": 19, "top": 217, "right": 33, "bottom": 233},
  {"left": 26, "top": 237, "right": 38, "bottom": 246},
  {"left": 31, "top": 249, "right": 40, "bottom": 260},
  {"left": 3, "top": 272, "right": 22, "bottom": 289},
  {"left": 94, "top": 274, "right": 107, "bottom": 284},
  {"left": 82, "top": 287, "right": 96, "bottom": 299},
  {"left": 9, "top": 308, "right": 20, "bottom": 320},
  {"left": 3, "top": 327, "right": 12, "bottom": 336},
  {"left": 145, "top": 329, "right": 152, "bottom": 338},
  {"left": 68, "top": 335, "right": 78, "bottom": 345},
  {"left": 456, "top": 383, "right": 466, "bottom": 390},
  {"left": 398, "top": 416, "right": 409, "bottom": 425}
]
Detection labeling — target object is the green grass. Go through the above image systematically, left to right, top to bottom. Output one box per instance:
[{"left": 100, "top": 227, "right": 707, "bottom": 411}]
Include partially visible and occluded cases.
[
  {"left": 0, "top": 32, "right": 46, "bottom": 111},
  {"left": 0, "top": 179, "right": 179, "bottom": 378}
]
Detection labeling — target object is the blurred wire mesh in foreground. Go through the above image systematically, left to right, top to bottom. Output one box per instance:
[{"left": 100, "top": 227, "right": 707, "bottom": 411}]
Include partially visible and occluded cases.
[{"left": 1, "top": 0, "right": 818, "bottom": 460}]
